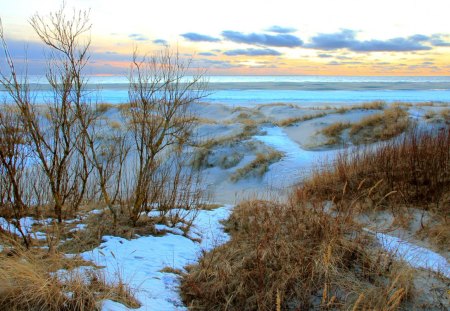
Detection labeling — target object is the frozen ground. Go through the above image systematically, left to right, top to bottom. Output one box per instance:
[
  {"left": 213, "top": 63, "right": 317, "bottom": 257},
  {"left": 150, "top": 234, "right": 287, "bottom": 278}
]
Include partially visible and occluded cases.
[
  {"left": 82, "top": 205, "right": 233, "bottom": 311},
  {"left": 374, "top": 231, "right": 450, "bottom": 278}
]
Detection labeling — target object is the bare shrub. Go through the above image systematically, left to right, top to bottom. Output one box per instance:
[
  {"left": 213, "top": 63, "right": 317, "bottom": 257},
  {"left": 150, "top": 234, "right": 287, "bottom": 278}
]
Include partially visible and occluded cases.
[
  {"left": 0, "top": 6, "right": 92, "bottom": 222},
  {"left": 124, "top": 49, "right": 208, "bottom": 226},
  {"left": 0, "top": 106, "right": 31, "bottom": 247}
]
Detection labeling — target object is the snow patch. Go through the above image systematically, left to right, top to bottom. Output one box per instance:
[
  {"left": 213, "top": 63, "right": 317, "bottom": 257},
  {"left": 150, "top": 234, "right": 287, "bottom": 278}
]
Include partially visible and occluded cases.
[{"left": 82, "top": 205, "right": 233, "bottom": 310}]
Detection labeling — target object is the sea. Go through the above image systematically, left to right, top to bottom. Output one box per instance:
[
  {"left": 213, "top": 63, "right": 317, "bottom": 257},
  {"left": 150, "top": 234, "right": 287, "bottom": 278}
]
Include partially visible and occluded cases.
[{"left": 3, "top": 75, "right": 450, "bottom": 107}]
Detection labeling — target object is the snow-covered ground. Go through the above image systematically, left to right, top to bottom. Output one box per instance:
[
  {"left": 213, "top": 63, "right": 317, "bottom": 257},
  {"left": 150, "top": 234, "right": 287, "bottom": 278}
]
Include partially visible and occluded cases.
[
  {"left": 254, "top": 126, "right": 338, "bottom": 188},
  {"left": 82, "top": 205, "right": 233, "bottom": 311},
  {"left": 373, "top": 231, "right": 450, "bottom": 278}
]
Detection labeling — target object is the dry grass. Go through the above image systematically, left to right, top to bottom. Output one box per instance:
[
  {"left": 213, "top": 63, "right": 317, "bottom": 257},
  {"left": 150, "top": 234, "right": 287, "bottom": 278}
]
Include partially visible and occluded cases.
[
  {"left": 335, "top": 101, "right": 386, "bottom": 113},
  {"left": 95, "top": 103, "right": 115, "bottom": 114},
  {"left": 349, "top": 107, "right": 409, "bottom": 144},
  {"left": 441, "top": 109, "right": 450, "bottom": 122},
  {"left": 276, "top": 112, "right": 328, "bottom": 127},
  {"left": 320, "top": 122, "right": 351, "bottom": 145},
  {"left": 191, "top": 125, "right": 259, "bottom": 170},
  {"left": 301, "top": 126, "right": 449, "bottom": 248},
  {"left": 303, "top": 127, "right": 449, "bottom": 213},
  {"left": 230, "top": 150, "right": 283, "bottom": 182},
  {"left": 181, "top": 200, "right": 413, "bottom": 310},
  {"left": 0, "top": 244, "right": 139, "bottom": 311}
]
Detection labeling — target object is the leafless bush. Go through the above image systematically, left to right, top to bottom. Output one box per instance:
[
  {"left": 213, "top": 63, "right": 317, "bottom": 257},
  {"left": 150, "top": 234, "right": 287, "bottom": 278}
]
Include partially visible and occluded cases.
[
  {"left": 0, "top": 6, "right": 92, "bottom": 223},
  {"left": 123, "top": 49, "right": 208, "bottom": 226},
  {"left": 0, "top": 105, "right": 31, "bottom": 247}
]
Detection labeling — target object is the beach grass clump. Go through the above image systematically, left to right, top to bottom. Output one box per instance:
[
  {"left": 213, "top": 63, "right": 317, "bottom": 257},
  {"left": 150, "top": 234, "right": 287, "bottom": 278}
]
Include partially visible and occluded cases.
[
  {"left": 335, "top": 101, "right": 386, "bottom": 114},
  {"left": 95, "top": 103, "right": 115, "bottom": 114},
  {"left": 349, "top": 107, "right": 409, "bottom": 144},
  {"left": 440, "top": 109, "right": 450, "bottom": 123},
  {"left": 276, "top": 112, "right": 328, "bottom": 127},
  {"left": 319, "top": 121, "right": 351, "bottom": 145},
  {"left": 301, "top": 126, "right": 450, "bottom": 217},
  {"left": 230, "top": 150, "right": 283, "bottom": 182},
  {"left": 218, "top": 152, "right": 244, "bottom": 169},
  {"left": 181, "top": 200, "right": 413, "bottom": 310},
  {"left": 0, "top": 244, "right": 139, "bottom": 311}
]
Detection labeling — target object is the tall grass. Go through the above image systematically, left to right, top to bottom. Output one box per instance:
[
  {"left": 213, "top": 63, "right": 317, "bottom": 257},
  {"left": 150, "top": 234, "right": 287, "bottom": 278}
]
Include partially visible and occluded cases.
[
  {"left": 349, "top": 107, "right": 409, "bottom": 144},
  {"left": 276, "top": 112, "right": 328, "bottom": 127},
  {"left": 302, "top": 126, "right": 450, "bottom": 215},
  {"left": 230, "top": 151, "right": 283, "bottom": 182},
  {"left": 181, "top": 200, "right": 413, "bottom": 310},
  {"left": 0, "top": 243, "right": 139, "bottom": 310}
]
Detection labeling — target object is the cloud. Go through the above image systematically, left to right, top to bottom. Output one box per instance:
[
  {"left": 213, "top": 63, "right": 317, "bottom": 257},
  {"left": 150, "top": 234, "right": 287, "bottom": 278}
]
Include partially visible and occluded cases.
[
  {"left": 266, "top": 26, "right": 297, "bottom": 34},
  {"left": 307, "top": 29, "right": 432, "bottom": 52},
  {"left": 222, "top": 30, "right": 303, "bottom": 47},
  {"left": 181, "top": 32, "right": 220, "bottom": 42},
  {"left": 128, "top": 33, "right": 148, "bottom": 41},
  {"left": 430, "top": 34, "right": 450, "bottom": 47},
  {"left": 351, "top": 38, "right": 431, "bottom": 52},
  {"left": 153, "top": 39, "right": 168, "bottom": 45},
  {"left": 223, "top": 48, "right": 282, "bottom": 56},
  {"left": 198, "top": 52, "right": 216, "bottom": 56},
  {"left": 317, "top": 53, "right": 333, "bottom": 58},
  {"left": 193, "top": 58, "right": 241, "bottom": 69}
]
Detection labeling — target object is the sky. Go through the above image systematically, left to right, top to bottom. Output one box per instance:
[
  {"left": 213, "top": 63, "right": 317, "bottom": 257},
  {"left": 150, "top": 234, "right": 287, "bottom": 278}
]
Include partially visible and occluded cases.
[{"left": 0, "top": 0, "right": 449, "bottom": 76}]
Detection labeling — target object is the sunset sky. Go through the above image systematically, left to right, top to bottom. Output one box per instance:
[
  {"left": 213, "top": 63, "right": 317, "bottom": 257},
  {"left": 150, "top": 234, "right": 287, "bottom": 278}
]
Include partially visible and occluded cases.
[{"left": 1, "top": 0, "right": 449, "bottom": 76}]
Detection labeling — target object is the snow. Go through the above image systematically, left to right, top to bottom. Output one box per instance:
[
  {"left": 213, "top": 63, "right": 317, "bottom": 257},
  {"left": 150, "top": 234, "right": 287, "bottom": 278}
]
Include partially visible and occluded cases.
[
  {"left": 253, "top": 126, "right": 338, "bottom": 188},
  {"left": 82, "top": 205, "right": 233, "bottom": 311},
  {"left": 0, "top": 216, "right": 52, "bottom": 239},
  {"left": 370, "top": 230, "right": 450, "bottom": 278}
]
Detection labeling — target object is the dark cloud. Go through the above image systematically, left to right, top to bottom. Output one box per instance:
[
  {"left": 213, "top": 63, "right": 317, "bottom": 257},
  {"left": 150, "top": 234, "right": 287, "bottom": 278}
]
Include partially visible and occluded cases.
[
  {"left": 266, "top": 26, "right": 297, "bottom": 34},
  {"left": 307, "top": 29, "right": 432, "bottom": 52},
  {"left": 308, "top": 29, "right": 356, "bottom": 50},
  {"left": 222, "top": 30, "right": 303, "bottom": 47},
  {"left": 181, "top": 32, "right": 220, "bottom": 42},
  {"left": 128, "top": 33, "right": 149, "bottom": 41},
  {"left": 430, "top": 34, "right": 450, "bottom": 47},
  {"left": 0, "top": 38, "right": 133, "bottom": 75},
  {"left": 351, "top": 38, "right": 431, "bottom": 52},
  {"left": 153, "top": 39, "right": 168, "bottom": 45},
  {"left": 223, "top": 48, "right": 282, "bottom": 56},
  {"left": 198, "top": 52, "right": 216, "bottom": 56},
  {"left": 317, "top": 53, "right": 333, "bottom": 58},
  {"left": 193, "top": 58, "right": 241, "bottom": 69}
]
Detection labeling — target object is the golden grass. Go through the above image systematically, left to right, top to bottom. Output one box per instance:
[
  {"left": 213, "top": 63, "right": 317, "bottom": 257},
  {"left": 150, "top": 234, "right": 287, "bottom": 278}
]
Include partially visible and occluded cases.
[
  {"left": 335, "top": 101, "right": 386, "bottom": 114},
  {"left": 95, "top": 103, "right": 115, "bottom": 114},
  {"left": 349, "top": 107, "right": 409, "bottom": 144},
  {"left": 276, "top": 112, "right": 328, "bottom": 127},
  {"left": 319, "top": 122, "right": 351, "bottom": 145},
  {"left": 301, "top": 127, "right": 449, "bottom": 249},
  {"left": 230, "top": 150, "right": 283, "bottom": 182},
  {"left": 181, "top": 200, "right": 413, "bottom": 310},
  {"left": 0, "top": 245, "right": 139, "bottom": 311}
]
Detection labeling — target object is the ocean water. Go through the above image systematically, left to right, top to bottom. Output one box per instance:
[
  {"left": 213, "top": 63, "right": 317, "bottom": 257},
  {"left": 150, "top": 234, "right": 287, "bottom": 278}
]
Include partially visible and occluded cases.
[{"left": 2, "top": 75, "right": 450, "bottom": 106}]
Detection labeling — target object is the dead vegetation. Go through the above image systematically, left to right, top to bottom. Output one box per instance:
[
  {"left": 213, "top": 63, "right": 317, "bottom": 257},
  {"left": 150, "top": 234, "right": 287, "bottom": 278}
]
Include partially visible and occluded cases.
[
  {"left": 335, "top": 101, "right": 386, "bottom": 113},
  {"left": 349, "top": 107, "right": 410, "bottom": 144},
  {"left": 275, "top": 112, "right": 328, "bottom": 127},
  {"left": 319, "top": 122, "right": 351, "bottom": 145},
  {"left": 181, "top": 126, "right": 449, "bottom": 310},
  {"left": 302, "top": 126, "right": 450, "bottom": 248},
  {"left": 230, "top": 150, "right": 283, "bottom": 182},
  {"left": 181, "top": 200, "right": 414, "bottom": 310},
  {"left": 0, "top": 240, "right": 139, "bottom": 311}
]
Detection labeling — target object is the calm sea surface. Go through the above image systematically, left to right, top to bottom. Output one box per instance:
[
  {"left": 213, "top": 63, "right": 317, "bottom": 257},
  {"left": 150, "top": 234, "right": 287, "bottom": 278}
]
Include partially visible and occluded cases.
[{"left": 2, "top": 75, "right": 450, "bottom": 106}]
